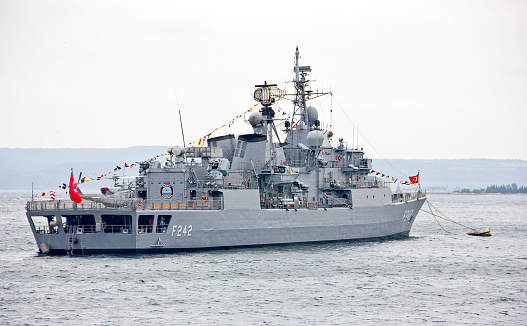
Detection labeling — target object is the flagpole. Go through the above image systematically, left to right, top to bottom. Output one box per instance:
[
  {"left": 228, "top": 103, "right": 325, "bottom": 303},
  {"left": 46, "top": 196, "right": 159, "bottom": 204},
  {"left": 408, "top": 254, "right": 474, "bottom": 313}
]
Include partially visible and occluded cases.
[{"left": 418, "top": 170, "right": 421, "bottom": 193}]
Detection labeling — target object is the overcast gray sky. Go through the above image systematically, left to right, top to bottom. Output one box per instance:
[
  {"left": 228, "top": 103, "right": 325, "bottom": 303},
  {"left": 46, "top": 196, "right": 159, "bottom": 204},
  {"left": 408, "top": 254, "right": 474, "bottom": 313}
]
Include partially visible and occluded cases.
[{"left": 1, "top": 0, "right": 526, "bottom": 159}]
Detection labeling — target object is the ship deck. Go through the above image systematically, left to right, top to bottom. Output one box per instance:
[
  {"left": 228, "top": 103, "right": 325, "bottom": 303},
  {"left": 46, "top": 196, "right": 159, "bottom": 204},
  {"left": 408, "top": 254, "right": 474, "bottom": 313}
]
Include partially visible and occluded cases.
[{"left": 26, "top": 191, "right": 425, "bottom": 213}]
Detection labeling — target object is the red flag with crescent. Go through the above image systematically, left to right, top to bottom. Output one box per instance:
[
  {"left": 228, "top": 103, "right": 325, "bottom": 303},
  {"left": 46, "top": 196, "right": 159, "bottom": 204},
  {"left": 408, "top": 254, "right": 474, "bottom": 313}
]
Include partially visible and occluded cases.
[
  {"left": 69, "top": 172, "right": 82, "bottom": 203},
  {"left": 409, "top": 174, "right": 419, "bottom": 184}
]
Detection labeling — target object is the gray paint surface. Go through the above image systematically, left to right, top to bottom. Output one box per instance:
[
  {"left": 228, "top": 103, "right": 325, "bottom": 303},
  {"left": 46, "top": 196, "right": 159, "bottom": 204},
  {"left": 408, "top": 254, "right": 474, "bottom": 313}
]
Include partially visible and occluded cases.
[{"left": 27, "top": 198, "right": 424, "bottom": 254}]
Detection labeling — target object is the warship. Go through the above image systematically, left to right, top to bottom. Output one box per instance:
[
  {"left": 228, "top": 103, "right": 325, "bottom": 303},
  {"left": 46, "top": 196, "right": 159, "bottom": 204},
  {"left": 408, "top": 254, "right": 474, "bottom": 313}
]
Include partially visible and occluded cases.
[{"left": 26, "top": 47, "right": 426, "bottom": 254}]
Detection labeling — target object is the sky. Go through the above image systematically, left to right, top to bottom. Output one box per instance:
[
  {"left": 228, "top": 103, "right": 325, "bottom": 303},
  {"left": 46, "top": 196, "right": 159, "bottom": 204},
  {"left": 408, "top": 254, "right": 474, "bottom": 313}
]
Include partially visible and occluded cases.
[{"left": 1, "top": 0, "right": 526, "bottom": 160}]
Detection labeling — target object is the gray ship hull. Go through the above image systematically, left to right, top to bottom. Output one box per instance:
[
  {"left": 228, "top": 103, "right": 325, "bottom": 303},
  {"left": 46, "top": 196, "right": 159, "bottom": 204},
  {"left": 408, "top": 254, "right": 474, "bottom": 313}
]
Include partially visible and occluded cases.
[
  {"left": 26, "top": 48, "right": 427, "bottom": 255},
  {"left": 27, "top": 197, "right": 425, "bottom": 255}
]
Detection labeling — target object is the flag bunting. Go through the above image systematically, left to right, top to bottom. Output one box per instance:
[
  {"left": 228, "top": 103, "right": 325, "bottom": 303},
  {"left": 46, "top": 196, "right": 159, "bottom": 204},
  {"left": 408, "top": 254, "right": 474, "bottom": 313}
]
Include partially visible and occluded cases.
[
  {"left": 42, "top": 100, "right": 304, "bottom": 199},
  {"left": 188, "top": 103, "right": 260, "bottom": 147},
  {"left": 369, "top": 170, "right": 419, "bottom": 186}
]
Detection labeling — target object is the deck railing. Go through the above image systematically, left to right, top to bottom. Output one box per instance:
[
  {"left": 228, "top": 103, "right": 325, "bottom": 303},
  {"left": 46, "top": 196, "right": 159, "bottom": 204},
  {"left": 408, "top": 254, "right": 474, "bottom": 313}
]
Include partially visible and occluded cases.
[
  {"left": 392, "top": 191, "right": 426, "bottom": 203},
  {"left": 27, "top": 193, "right": 424, "bottom": 213},
  {"left": 27, "top": 198, "right": 222, "bottom": 212},
  {"left": 141, "top": 199, "right": 221, "bottom": 210},
  {"left": 27, "top": 200, "right": 107, "bottom": 212},
  {"left": 35, "top": 224, "right": 131, "bottom": 235},
  {"left": 67, "top": 225, "right": 97, "bottom": 234},
  {"left": 35, "top": 226, "right": 56, "bottom": 234}
]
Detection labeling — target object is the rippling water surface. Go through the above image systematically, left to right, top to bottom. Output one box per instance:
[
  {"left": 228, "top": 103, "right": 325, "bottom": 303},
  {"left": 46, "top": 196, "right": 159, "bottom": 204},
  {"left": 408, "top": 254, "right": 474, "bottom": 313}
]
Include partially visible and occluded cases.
[{"left": 1, "top": 191, "right": 526, "bottom": 325}]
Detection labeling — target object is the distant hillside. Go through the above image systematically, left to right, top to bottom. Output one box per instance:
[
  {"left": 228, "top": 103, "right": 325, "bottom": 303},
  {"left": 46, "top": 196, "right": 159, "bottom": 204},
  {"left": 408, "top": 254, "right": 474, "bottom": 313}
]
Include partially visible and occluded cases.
[
  {"left": 0, "top": 147, "right": 167, "bottom": 191},
  {"left": 1, "top": 147, "right": 526, "bottom": 191},
  {"left": 372, "top": 158, "right": 527, "bottom": 190}
]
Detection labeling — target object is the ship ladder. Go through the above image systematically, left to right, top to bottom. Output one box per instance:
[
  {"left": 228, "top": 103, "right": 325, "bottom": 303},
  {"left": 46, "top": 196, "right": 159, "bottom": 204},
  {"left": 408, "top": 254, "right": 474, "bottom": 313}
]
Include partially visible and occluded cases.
[{"left": 65, "top": 225, "right": 77, "bottom": 255}]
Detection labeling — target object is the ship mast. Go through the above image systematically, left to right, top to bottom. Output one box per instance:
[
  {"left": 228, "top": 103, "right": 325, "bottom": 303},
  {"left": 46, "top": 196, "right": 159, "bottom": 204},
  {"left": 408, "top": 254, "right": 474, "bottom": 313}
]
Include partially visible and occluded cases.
[
  {"left": 292, "top": 46, "right": 311, "bottom": 127},
  {"left": 283, "top": 47, "right": 330, "bottom": 166},
  {"left": 287, "top": 47, "right": 330, "bottom": 125},
  {"left": 253, "top": 81, "right": 282, "bottom": 167}
]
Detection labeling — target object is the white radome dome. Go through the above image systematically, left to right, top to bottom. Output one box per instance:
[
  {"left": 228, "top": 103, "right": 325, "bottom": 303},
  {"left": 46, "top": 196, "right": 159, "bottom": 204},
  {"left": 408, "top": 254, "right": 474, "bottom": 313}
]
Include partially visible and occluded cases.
[
  {"left": 306, "top": 106, "right": 318, "bottom": 126},
  {"left": 248, "top": 112, "right": 263, "bottom": 127},
  {"left": 306, "top": 130, "right": 324, "bottom": 147},
  {"left": 168, "top": 145, "right": 182, "bottom": 156}
]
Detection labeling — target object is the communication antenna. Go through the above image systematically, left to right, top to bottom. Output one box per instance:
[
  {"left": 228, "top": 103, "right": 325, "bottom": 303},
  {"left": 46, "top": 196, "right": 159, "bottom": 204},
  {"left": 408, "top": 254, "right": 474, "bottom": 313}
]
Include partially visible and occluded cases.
[
  {"left": 330, "top": 88, "right": 333, "bottom": 132},
  {"left": 175, "top": 92, "right": 186, "bottom": 146},
  {"left": 179, "top": 110, "right": 186, "bottom": 146},
  {"left": 356, "top": 125, "right": 359, "bottom": 149},
  {"left": 352, "top": 126, "right": 354, "bottom": 150}
]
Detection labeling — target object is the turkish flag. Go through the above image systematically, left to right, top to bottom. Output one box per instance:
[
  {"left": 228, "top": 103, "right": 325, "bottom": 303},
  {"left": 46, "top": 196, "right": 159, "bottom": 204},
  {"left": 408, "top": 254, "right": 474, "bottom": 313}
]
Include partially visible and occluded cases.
[
  {"left": 69, "top": 172, "right": 83, "bottom": 203},
  {"left": 409, "top": 174, "right": 419, "bottom": 184}
]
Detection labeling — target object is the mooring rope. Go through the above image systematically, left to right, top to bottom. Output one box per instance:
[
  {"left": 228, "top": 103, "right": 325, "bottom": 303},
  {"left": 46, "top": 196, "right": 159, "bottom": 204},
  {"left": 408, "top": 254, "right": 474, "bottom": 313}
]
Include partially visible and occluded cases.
[
  {"left": 420, "top": 199, "right": 477, "bottom": 232},
  {"left": 423, "top": 200, "right": 451, "bottom": 233}
]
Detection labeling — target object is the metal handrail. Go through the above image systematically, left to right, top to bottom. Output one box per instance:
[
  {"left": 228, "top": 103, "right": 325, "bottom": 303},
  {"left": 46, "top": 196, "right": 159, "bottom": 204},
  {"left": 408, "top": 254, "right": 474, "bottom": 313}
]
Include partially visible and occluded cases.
[
  {"left": 392, "top": 191, "right": 426, "bottom": 203},
  {"left": 27, "top": 192, "right": 425, "bottom": 212},
  {"left": 27, "top": 198, "right": 223, "bottom": 212},
  {"left": 140, "top": 199, "right": 221, "bottom": 210},
  {"left": 27, "top": 200, "right": 107, "bottom": 212},
  {"left": 68, "top": 225, "right": 97, "bottom": 234}
]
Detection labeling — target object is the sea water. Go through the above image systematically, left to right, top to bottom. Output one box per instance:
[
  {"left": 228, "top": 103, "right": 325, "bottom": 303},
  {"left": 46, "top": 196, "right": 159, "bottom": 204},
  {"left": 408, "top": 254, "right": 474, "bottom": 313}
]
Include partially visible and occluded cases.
[{"left": 1, "top": 191, "right": 526, "bottom": 325}]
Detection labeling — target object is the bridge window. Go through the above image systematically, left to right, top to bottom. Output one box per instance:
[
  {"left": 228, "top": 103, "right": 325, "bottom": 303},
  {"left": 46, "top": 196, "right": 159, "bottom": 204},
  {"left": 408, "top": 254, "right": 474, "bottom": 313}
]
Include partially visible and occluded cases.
[
  {"left": 138, "top": 215, "right": 154, "bottom": 233},
  {"left": 156, "top": 215, "right": 172, "bottom": 233}
]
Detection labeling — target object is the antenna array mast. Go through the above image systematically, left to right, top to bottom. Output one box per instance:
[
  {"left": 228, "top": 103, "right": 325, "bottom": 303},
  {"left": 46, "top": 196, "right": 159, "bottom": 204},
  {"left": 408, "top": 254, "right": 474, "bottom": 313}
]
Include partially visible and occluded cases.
[
  {"left": 279, "top": 47, "right": 331, "bottom": 165},
  {"left": 283, "top": 47, "right": 331, "bottom": 131},
  {"left": 253, "top": 81, "right": 282, "bottom": 166}
]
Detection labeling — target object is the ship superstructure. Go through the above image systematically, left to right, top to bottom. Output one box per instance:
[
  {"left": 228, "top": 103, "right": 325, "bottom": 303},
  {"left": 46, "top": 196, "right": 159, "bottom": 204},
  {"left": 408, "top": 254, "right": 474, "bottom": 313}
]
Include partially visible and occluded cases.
[{"left": 26, "top": 48, "right": 426, "bottom": 254}]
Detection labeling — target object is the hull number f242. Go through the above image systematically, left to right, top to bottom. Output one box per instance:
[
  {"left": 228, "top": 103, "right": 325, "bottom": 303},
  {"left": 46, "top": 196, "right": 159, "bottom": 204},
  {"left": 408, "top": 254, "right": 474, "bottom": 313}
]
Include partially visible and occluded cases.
[
  {"left": 402, "top": 210, "right": 414, "bottom": 223},
  {"left": 171, "top": 225, "right": 192, "bottom": 237}
]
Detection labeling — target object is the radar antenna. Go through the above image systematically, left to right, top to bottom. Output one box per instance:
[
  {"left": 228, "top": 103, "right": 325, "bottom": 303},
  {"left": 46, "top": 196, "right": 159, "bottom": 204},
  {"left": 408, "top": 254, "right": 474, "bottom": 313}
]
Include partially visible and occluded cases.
[{"left": 253, "top": 81, "right": 283, "bottom": 167}]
